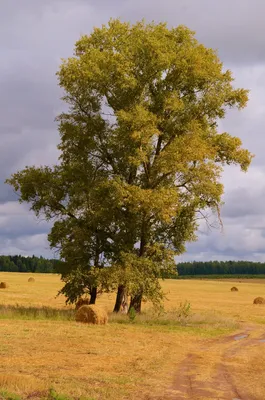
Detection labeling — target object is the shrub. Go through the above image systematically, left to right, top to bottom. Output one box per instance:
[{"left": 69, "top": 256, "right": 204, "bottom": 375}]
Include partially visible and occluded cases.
[
  {"left": 176, "top": 300, "right": 191, "bottom": 324},
  {"left": 128, "top": 307, "right": 137, "bottom": 322}
]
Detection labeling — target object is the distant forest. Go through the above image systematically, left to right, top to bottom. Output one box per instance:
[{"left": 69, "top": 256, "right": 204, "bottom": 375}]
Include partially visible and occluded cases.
[
  {"left": 0, "top": 255, "right": 60, "bottom": 273},
  {"left": 1, "top": 256, "right": 265, "bottom": 276},
  {"left": 176, "top": 260, "right": 265, "bottom": 276}
]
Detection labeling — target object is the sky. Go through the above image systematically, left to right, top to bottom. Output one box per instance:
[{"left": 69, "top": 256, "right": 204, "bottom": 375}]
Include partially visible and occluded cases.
[{"left": 0, "top": 0, "right": 264, "bottom": 262}]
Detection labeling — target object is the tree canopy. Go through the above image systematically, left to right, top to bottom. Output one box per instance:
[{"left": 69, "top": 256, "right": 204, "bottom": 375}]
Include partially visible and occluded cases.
[{"left": 6, "top": 20, "right": 253, "bottom": 312}]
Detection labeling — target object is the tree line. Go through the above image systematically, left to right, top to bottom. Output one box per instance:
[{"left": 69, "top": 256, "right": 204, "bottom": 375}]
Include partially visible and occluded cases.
[
  {"left": 0, "top": 255, "right": 59, "bottom": 273},
  {"left": 1, "top": 256, "right": 265, "bottom": 277},
  {"left": 176, "top": 261, "right": 265, "bottom": 276}
]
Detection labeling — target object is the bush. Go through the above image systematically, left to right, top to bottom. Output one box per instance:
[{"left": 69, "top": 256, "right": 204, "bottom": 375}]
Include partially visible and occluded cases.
[{"left": 128, "top": 307, "right": 137, "bottom": 322}]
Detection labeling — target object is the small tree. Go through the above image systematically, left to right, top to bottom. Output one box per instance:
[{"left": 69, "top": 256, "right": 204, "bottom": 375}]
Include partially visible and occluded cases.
[{"left": 7, "top": 20, "right": 253, "bottom": 312}]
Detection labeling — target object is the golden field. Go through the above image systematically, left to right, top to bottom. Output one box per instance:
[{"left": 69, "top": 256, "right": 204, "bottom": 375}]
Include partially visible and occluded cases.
[{"left": 0, "top": 272, "right": 265, "bottom": 399}]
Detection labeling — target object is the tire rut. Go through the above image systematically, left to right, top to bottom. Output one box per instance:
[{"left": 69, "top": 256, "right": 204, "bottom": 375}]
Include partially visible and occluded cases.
[{"left": 161, "top": 326, "right": 264, "bottom": 400}]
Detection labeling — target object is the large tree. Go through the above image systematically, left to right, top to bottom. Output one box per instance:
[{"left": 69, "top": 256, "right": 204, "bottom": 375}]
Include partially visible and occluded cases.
[{"left": 7, "top": 20, "right": 253, "bottom": 312}]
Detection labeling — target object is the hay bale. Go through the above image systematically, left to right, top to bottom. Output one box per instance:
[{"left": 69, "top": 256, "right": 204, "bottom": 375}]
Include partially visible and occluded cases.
[
  {"left": 28, "top": 277, "right": 35, "bottom": 283},
  {"left": 0, "top": 282, "right": 8, "bottom": 289},
  {"left": 231, "top": 286, "right": 238, "bottom": 292},
  {"left": 75, "top": 297, "right": 90, "bottom": 310},
  {"left": 253, "top": 297, "right": 265, "bottom": 304},
  {"left": 75, "top": 305, "right": 108, "bottom": 325}
]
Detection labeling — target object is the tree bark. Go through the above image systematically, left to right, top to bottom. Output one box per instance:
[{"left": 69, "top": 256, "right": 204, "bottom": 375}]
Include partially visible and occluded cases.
[
  {"left": 113, "top": 285, "right": 126, "bottom": 312},
  {"left": 89, "top": 287, "right": 97, "bottom": 304},
  {"left": 129, "top": 292, "right": 143, "bottom": 313}
]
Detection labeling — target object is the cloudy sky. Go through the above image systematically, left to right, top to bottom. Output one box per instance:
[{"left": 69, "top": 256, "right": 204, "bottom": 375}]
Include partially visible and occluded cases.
[{"left": 0, "top": 0, "right": 264, "bottom": 261}]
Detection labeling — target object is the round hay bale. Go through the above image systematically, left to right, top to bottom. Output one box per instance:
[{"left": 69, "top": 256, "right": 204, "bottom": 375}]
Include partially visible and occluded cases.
[
  {"left": 28, "top": 277, "right": 35, "bottom": 283},
  {"left": 0, "top": 282, "right": 8, "bottom": 289},
  {"left": 231, "top": 286, "right": 238, "bottom": 292},
  {"left": 75, "top": 297, "right": 90, "bottom": 310},
  {"left": 253, "top": 297, "right": 265, "bottom": 304},
  {"left": 75, "top": 305, "right": 108, "bottom": 325}
]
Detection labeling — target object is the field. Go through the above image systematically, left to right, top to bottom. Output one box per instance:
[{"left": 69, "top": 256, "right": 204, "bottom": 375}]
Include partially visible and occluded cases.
[{"left": 0, "top": 273, "right": 265, "bottom": 399}]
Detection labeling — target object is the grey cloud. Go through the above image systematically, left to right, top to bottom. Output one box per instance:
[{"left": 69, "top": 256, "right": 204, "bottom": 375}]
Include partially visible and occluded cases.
[
  {"left": 120, "top": 0, "right": 265, "bottom": 66},
  {"left": 222, "top": 187, "right": 265, "bottom": 219},
  {"left": 0, "top": 202, "right": 51, "bottom": 239},
  {"left": 183, "top": 223, "right": 265, "bottom": 262},
  {"left": 0, "top": 234, "right": 52, "bottom": 258}
]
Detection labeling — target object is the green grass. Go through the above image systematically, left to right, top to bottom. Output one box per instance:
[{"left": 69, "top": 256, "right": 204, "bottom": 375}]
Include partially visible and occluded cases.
[
  {"left": 0, "top": 304, "right": 74, "bottom": 321},
  {"left": 0, "top": 389, "right": 95, "bottom": 400},
  {"left": 0, "top": 391, "right": 21, "bottom": 400}
]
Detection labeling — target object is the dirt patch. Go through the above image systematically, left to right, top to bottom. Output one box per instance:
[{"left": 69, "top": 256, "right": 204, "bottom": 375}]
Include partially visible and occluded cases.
[{"left": 162, "top": 327, "right": 262, "bottom": 399}]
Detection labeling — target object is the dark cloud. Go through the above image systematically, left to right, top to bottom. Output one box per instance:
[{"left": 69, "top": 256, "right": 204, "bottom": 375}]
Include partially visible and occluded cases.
[
  {"left": 120, "top": 0, "right": 265, "bottom": 66},
  {"left": 222, "top": 187, "right": 265, "bottom": 219}
]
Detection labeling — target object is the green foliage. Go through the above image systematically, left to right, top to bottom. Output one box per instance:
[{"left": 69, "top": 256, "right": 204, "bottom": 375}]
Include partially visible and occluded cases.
[
  {"left": 6, "top": 19, "right": 253, "bottom": 310},
  {"left": 0, "top": 255, "right": 58, "bottom": 273},
  {"left": 176, "top": 261, "right": 265, "bottom": 276},
  {"left": 177, "top": 274, "right": 265, "bottom": 280},
  {"left": 176, "top": 301, "right": 191, "bottom": 324},
  {"left": 128, "top": 306, "right": 137, "bottom": 322},
  {"left": 47, "top": 388, "right": 72, "bottom": 400},
  {"left": 0, "top": 391, "right": 21, "bottom": 400}
]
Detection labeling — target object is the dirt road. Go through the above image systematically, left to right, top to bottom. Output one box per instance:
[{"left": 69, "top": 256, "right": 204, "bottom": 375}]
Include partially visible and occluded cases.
[{"left": 156, "top": 325, "right": 265, "bottom": 400}]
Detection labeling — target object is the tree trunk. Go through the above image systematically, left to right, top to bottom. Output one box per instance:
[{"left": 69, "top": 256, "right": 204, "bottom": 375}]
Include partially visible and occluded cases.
[
  {"left": 129, "top": 216, "right": 147, "bottom": 313},
  {"left": 113, "top": 285, "right": 126, "bottom": 312},
  {"left": 89, "top": 287, "right": 97, "bottom": 304},
  {"left": 129, "top": 292, "right": 143, "bottom": 313}
]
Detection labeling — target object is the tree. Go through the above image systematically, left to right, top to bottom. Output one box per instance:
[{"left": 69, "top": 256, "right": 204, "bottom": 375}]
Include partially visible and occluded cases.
[{"left": 6, "top": 20, "right": 253, "bottom": 312}]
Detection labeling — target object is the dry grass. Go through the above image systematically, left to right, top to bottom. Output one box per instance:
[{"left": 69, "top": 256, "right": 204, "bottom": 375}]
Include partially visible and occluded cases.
[
  {"left": 1, "top": 272, "right": 265, "bottom": 399},
  {"left": 0, "top": 319, "right": 195, "bottom": 399}
]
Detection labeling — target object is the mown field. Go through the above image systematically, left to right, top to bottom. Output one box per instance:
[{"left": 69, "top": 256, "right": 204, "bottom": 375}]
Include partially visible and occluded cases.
[{"left": 0, "top": 272, "right": 265, "bottom": 400}]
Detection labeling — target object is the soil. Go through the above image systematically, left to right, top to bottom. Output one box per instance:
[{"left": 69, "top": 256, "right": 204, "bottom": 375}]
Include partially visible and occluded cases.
[{"left": 153, "top": 325, "right": 264, "bottom": 400}]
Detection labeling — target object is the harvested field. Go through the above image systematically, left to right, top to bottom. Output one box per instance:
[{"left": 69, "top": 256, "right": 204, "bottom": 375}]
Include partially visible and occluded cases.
[{"left": 0, "top": 272, "right": 265, "bottom": 399}]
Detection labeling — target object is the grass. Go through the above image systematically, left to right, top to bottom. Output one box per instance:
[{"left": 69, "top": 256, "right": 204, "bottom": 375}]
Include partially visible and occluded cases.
[
  {"left": 1, "top": 272, "right": 265, "bottom": 399},
  {"left": 0, "top": 304, "right": 74, "bottom": 321},
  {"left": 0, "top": 388, "right": 95, "bottom": 400}
]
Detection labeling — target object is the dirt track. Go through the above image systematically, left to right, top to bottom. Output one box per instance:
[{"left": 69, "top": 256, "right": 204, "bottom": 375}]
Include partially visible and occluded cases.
[{"left": 154, "top": 325, "right": 265, "bottom": 400}]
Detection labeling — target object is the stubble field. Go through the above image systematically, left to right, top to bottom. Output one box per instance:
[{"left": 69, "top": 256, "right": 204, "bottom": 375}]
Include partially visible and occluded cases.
[{"left": 0, "top": 272, "right": 265, "bottom": 400}]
